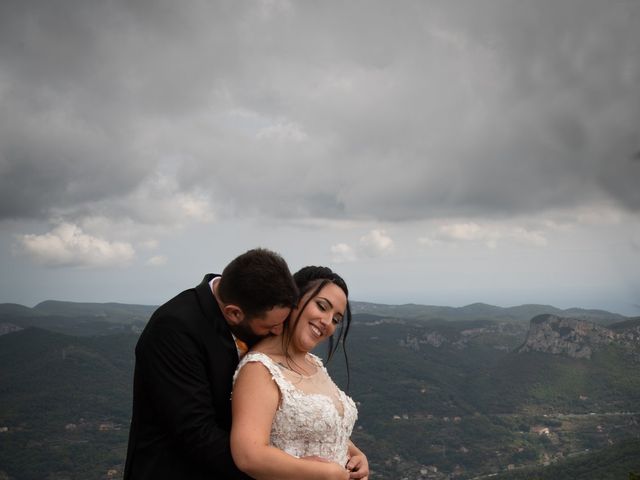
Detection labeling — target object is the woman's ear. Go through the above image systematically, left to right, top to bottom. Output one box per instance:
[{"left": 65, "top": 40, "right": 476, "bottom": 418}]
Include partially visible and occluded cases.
[{"left": 223, "top": 304, "right": 245, "bottom": 325}]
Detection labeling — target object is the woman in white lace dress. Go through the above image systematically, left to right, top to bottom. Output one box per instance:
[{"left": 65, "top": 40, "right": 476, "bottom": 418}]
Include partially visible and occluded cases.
[{"left": 231, "top": 266, "right": 369, "bottom": 480}]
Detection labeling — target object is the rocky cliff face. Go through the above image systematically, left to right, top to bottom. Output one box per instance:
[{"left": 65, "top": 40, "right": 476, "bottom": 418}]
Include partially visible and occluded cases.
[
  {"left": 518, "top": 314, "right": 640, "bottom": 359},
  {"left": 0, "top": 322, "right": 23, "bottom": 336},
  {"left": 399, "top": 322, "right": 527, "bottom": 351}
]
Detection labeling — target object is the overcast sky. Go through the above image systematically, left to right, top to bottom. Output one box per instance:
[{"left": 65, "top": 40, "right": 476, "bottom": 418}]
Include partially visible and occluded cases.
[{"left": 1, "top": 0, "right": 639, "bottom": 315}]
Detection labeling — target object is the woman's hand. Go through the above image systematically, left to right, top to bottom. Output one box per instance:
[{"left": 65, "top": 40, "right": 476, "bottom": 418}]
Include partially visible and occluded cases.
[{"left": 345, "top": 450, "right": 369, "bottom": 479}]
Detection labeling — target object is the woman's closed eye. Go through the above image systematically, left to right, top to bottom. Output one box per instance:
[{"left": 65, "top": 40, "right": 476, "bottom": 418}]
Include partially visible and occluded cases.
[{"left": 316, "top": 299, "right": 342, "bottom": 324}]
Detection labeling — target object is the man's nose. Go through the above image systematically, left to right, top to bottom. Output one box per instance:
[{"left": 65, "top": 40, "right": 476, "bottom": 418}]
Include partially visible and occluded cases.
[{"left": 269, "top": 323, "right": 284, "bottom": 335}]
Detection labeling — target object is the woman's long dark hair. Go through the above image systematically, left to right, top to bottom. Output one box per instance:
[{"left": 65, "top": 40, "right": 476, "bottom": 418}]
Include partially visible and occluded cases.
[{"left": 282, "top": 266, "right": 352, "bottom": 389}]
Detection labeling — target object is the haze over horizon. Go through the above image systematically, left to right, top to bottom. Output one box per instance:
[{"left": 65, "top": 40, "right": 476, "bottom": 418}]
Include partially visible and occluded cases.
[
  {"left": 1, "top": 1, "right": 639, "bottom": 316},
  {"left": 1, "top": 297, "right": 635, "bottom": 320}
]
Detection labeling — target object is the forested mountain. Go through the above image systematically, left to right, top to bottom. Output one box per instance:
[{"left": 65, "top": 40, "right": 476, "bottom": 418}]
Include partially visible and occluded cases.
[
  {"left": 1, "top": 299, "right": 626, "bottom": 336},
  {"left": 0, "top": 301, "right": 638, "bottom": 479},
  {"left": 0, "top": 301, "right": 152, "bottom": 337},
  {"left": 351, "top": 301, "right": 627, "bottom": 324},
  {"left": 0, "top": 328, "right": 136, "bottom": 480}
]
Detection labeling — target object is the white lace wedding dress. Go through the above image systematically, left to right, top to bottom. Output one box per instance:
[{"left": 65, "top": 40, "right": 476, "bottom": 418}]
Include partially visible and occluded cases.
[{"left": 233, "top": 351, "right": 358, "bottom": 466}]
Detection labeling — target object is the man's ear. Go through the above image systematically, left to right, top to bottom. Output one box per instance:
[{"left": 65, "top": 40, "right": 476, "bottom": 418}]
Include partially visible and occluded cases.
[{"left": 223, "top": 305, "right": 245, "bottom": 325}]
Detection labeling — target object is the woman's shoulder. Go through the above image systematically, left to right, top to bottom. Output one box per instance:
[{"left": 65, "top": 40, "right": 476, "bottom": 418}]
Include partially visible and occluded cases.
[
  {"left": 239, "top": 350, "right": 278, "bottom": 369},
  {"left": 235, "top": 351, "right": 299, "bottom": 397}
]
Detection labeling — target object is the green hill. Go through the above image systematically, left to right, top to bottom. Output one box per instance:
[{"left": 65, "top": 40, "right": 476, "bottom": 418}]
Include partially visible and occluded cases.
[
  {"left": 33, "top": 300, "right": 156, "bottom": 321},
  {"left": 0, "top": 301, "right": 638, "bottom": 479},
  {"left": 0, "top": 301, "right": 153, "bottom": 336},
  {"left": 351, "top": 301, "right": 627, "bottom": 324},
  {"left": 0, "top": 303, "right": 44, "bottom": 317},
  {"left": 326, "top": 314, "right": 640, "bottom": 478},
  {"left": 0, "top": 328, "right": 137, "bottom": 480},
  {"left": 492, "top": 438, "right": 640, "bottom": 480}
]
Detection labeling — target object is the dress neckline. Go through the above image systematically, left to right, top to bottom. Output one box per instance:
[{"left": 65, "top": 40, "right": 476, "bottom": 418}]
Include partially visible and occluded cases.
[
  {"left": 249, "top": 351, "right": 320, "bottom": 378},
  {"left": 276, "top": 357, "right": 320, "bottom": 378}
]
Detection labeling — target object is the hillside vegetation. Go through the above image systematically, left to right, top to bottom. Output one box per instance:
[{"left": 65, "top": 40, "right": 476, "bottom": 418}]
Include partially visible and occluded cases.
[{"left": 0, "top": 301, "right": 639, "bottom": 479}]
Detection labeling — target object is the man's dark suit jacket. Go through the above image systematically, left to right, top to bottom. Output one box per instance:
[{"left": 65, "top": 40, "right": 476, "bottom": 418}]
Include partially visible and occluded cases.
[{"left": 123, "top": 274, "right": 251, "bottom": 479}]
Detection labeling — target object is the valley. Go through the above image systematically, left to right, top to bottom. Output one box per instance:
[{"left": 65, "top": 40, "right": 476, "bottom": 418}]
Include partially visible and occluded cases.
[{"left": 0, "top": 301, "right": 638, "bottom": 479}]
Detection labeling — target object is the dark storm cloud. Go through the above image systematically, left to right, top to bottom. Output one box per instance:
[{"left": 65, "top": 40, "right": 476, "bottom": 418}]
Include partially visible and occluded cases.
[
  {"left": 0, "top": 0, "right": 155, "bottom": 219},
  {"left": 1, "top": 0, "right": 638, "bottom": 225}
]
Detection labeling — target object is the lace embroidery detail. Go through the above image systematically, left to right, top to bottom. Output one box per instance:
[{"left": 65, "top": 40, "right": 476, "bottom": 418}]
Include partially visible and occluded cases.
[{"left": 233, "top": 351, "right": 358, "bottom": 466}]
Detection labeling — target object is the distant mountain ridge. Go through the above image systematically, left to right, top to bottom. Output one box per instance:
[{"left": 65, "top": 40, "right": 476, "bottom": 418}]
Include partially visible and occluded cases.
[
  {"left": 0, "top": 299, "right": 629, "bottom": 324},
  {"left": 0, "top": 300, "right": 629, "bottom": 340},
  {"left": 0, "top": 300, "right": 157, "bottom": 319},
  {"left": 33, "top": 300, "right": 157, "bottom": 319},
  {"left": 0, "top": 301, "right": 156, "bottom": 337},
  {"left": 351, "top": 301, "right": 628, "bottom": 324},
  {"left": 0, "top": 303, "right": 40, "bottom": 317}
]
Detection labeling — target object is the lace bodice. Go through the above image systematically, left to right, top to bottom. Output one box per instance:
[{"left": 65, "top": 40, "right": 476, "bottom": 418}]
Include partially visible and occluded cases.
[{"left": 233, "top": 352, "right": 358, "bottom": 466}]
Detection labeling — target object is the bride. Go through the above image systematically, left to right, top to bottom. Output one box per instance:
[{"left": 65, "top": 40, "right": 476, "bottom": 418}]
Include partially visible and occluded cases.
[{"left": 231, "top": 266, "right": 369, "bottom": 480}]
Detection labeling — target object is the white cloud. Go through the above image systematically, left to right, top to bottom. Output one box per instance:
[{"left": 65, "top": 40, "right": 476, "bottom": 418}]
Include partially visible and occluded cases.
[
  {"left": 256, "top": 122, "right": 309, "bottom": 143},
  {"left": 72, "top": 172, "right": 217, "bottom": 228},
  {"left": 179, "top": 194, "right": 215, "bottom": 223},
  {"left": 576, "top": 207, "right": 623, "bottom": 226},
  {"left": 419, "top": 222, "right": 547, "bottom": 249},
  {"left": 16, "top": 223, "right": 135, "bottom": 268},
  {"left": 436, "top": 223, "right": 484, "bottom": 242},
  {"left": 510, "top": 227, "right": 548, "bottom": 248},
  {"left": 330, "top": 229, "right": 395, "bottom": 263},
  {"left": 359, "top": 229, "right": 395, "bottom": 257},
  {"left": 139, "top": 239, "right": 159, "bottom": 250},
  {"left": 330, "top": 243, "right": 357, "bottom": 263},
  {"left": 146, "top": 255, "right": 168, "bottom": 267}
]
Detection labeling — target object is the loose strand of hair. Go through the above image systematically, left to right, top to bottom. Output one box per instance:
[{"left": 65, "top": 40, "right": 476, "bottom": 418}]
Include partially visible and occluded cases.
[{"left": 281, "top": 280, "right": 328, "bottom": 373}]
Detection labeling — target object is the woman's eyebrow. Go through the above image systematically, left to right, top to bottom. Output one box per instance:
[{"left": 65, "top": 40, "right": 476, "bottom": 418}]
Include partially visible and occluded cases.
[{"left": 317, "top": 296, "right": 333, "bottom": 309}]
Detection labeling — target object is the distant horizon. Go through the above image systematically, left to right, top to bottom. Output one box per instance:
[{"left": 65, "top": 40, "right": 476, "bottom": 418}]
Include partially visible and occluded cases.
[{"left": 3, "top": 296, "right": 636, "bottom": 318}]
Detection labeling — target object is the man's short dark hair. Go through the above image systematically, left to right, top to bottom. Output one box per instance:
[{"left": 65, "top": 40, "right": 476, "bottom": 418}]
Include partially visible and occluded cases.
[{"left": 217, "top": 248, "right": 298, "bottom": 318}]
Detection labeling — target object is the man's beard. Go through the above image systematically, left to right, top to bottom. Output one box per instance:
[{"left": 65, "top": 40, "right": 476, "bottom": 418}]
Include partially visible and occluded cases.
[{"left": 229, "top": 318, "right": 265, "bottom": 347}]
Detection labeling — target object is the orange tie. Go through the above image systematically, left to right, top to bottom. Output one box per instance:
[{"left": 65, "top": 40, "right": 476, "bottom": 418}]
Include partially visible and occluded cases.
[{"left": 234, "top": 338, "right": 249, "bottom": 358}]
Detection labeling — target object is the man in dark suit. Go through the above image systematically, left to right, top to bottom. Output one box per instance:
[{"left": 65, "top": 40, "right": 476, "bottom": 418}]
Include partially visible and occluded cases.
[{"left": 123, "top": 248, "right": 298, "bottom": 479}]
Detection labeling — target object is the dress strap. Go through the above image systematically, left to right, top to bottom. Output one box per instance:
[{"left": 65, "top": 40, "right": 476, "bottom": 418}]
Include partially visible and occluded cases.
[
  {"left": 233, "top": 351, "right": 295, "bottom": 395},
  {"left": 306, "top": 352, "right": 324, "bottom": 367},
  {"left": 306, "top": 352, "right": 329, "bottom": 376}
]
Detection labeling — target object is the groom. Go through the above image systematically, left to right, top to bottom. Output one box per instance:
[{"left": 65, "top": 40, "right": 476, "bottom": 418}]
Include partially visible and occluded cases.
[{"left": 123, "top": 248, "right": 298, "bottom": 479}]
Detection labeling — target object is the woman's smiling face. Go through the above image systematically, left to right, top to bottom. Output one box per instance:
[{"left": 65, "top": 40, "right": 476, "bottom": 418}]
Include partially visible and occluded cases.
[{"left": 291, "top": 282, "right": 347, "bottom": 352}]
